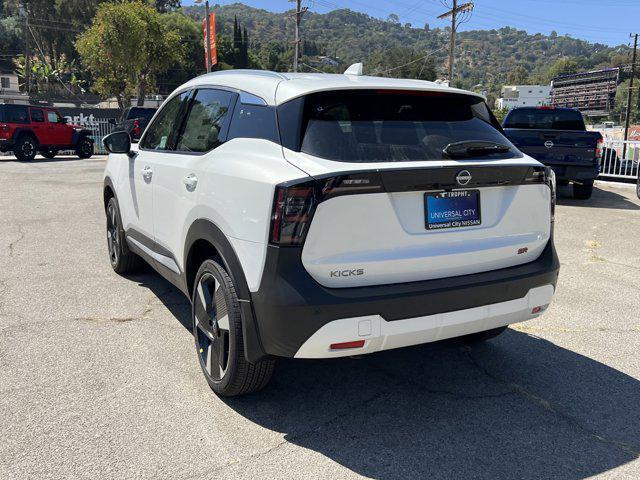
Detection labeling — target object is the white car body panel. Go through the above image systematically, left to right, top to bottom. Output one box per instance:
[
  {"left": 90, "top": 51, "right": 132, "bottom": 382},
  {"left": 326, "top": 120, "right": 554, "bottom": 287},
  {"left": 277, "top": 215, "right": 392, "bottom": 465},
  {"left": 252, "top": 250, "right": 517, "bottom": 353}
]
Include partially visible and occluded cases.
[
  {"left": 302, "top": 184, "right": 551, "bottom": 288},
  {"left": 294, "top": 284, "right": 554, "bottom": 358}
]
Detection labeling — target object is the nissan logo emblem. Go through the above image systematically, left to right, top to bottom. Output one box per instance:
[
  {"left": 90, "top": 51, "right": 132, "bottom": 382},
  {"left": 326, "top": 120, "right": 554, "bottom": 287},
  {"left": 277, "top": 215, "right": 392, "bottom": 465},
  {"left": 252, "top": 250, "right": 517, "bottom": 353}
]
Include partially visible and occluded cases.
[
  {"left": 544, "top": 140, "right": 554, "bottom": 149},
  {"left": 456, "top": 170, "right": 472, "bottom": 186}
]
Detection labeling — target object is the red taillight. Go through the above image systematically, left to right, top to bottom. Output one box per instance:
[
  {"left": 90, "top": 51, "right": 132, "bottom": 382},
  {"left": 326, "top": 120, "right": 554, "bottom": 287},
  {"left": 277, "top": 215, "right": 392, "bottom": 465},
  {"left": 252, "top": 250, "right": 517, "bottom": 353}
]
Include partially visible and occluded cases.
[
  {"left": 0, "top": 124, "right": 8, "bottom": 138},
  {"left": 596, "top": 137, "right": 603, "bottom": 160},
  {"left": 270, "top": 173, "right": 384, "bottom": 246},
  {"left": 270, "top": 184, "right": 316, "bottom": 245},
  {"left": 330, "top": 340, "right": 365, "bottom": 350}
]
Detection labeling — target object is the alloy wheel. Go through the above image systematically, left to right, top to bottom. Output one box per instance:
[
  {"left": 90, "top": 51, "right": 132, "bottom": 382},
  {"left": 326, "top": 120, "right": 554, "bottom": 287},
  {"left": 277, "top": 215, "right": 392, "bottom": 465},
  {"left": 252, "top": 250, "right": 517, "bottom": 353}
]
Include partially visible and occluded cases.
[
  {"left": 22, "top": 140, "right": 35, "bottom": 157},
  {"left": 81, "top": 140, "right": 92, "bottom": 156},
  {"left": 106, "top": 202, "right": 120, "bottom": 266},
  {"left": 194, "top": 272, "right": 230, "bottom": 381}
]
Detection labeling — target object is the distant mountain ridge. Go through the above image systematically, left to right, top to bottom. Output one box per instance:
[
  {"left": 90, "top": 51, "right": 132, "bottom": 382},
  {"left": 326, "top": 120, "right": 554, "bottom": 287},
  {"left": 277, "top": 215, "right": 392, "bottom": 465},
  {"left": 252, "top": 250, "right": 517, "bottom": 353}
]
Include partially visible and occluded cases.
[{"left": 184, "top": 2, "right": 631, "bottom": 102}]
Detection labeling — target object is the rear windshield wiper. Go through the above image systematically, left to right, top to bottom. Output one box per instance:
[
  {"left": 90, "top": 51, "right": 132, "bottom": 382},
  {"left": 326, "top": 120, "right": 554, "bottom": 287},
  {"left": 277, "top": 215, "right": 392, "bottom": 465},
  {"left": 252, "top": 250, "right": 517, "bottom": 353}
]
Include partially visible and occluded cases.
[{"left": 442, "top": 141, "right": 511, "bottom": 159}]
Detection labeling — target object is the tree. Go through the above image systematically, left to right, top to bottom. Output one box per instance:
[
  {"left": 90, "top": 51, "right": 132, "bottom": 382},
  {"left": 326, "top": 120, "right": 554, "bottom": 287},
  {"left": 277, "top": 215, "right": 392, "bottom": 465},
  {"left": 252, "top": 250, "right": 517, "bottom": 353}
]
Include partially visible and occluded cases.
[
  {"left": 5, "top": 0, "right": 104, "bottom": 70},
  {"left": 153, "top": 0, "right": 181, "bottom": 13},
  {"left": 76, "top": 1, "right": 182, "bottom": 108},
  {"left": 156, "top": 12, "right": 204, "bottom": 93},
  {"left": 368, "top": 47, "right": 437, "bottom": 81},
  {"left": 546, "top": 58, "right": 580, "bottom": 81},
  {"left": 506, "top": 65, "right": 529, "bottom": 85},
  {"left": 613, "top": 79, "right": 640, "bottom": 124},
  {"left": 492, "top": 107, "right": 510, "bottom": 124}
]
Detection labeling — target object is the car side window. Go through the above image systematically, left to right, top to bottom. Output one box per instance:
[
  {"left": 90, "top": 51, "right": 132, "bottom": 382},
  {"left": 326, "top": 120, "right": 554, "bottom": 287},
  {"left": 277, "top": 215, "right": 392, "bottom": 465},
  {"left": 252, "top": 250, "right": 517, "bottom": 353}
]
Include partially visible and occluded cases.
[
  {"left": 175, "top": 89, "right": 234, "bottom": 153},
  {"left": 140, "top": 91, "right": 191, "bottom": 150},
  {"left": 227, "top": 102, "right": 280, "bottom": 144},
  {"left": 6, "top": 105, "right": 29, "bottom": 124},
  {"left": 31, "top": 109, "right": 44, "bottom": 123},
  {"left": 46, "top": 111, "right": 62, "bottom": 123}
]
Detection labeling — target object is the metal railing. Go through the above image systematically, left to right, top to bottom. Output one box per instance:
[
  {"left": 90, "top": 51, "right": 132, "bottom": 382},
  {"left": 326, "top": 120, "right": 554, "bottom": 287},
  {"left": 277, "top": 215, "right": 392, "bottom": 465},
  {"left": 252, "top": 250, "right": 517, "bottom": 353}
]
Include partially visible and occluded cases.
[
  {"left": 59, "top": 118, "right": 115, "bottom": 156},
  {"left": 89, "top": 118, "right": 116, "bottom": 154},
  {"left": 599, "top": 139, "right": 640, "bottom": 179}
]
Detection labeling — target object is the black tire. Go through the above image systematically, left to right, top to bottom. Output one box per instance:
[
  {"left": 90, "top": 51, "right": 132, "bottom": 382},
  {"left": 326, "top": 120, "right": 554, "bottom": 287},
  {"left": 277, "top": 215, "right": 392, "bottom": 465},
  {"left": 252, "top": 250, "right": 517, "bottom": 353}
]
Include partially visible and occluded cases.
[
  {"left": 13, "top": 135, "right": 37, "bottom": 162},
  {"left": 75, "top": 136, "right": 94, "bottom": 159},
  {"left": 41, "top": 149, "right": 58, "bottom": 159},
  {"left": 636, "top": 173, "right": 640, "bottom": 200},
  {"left": 573, "top": 180, "right": 594, "bottom": 200},
  {"left": 106, "top": 197, "right": 141, "bottom": 274},
  {"left": 192, "top": 259, "right": 275, "bottom": 396},
  {"left": 460, "top": 326, "right": 508, "bottom": 344}
]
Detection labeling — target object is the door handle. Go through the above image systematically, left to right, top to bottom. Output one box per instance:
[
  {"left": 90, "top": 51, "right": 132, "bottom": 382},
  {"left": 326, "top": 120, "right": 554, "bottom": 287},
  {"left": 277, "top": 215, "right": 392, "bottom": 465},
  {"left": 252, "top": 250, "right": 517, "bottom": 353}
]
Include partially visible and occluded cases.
[
  {"left": 142, "top": 166, "right": 153, "bottom": 181},
  {"left": 183, "top": 173, "right": 198, "bottom": 191}
]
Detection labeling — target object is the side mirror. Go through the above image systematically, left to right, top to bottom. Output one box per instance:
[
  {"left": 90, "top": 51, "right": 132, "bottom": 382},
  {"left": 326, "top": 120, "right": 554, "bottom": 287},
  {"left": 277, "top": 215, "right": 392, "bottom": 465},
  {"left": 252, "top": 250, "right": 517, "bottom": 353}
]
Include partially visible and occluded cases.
[
  {"left": 108, "top": 118, "right": 116, "bottom": 125},
  {"left": 103, "top": 131, "right": 133, "bottom": 156}
]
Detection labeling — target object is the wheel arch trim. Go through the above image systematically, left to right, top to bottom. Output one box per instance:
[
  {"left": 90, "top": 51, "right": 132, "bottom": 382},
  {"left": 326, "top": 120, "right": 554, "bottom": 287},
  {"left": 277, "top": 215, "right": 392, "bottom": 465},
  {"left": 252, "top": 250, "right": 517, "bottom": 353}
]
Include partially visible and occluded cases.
[{"left": 184, "top": 218, "right": 268, "bottom": 363}]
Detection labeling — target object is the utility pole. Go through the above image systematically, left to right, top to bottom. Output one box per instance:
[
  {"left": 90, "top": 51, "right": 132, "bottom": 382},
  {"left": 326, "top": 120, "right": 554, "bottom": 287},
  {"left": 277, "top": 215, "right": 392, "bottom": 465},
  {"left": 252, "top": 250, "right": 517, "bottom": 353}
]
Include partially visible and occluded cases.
[
  {"left": 195, "top": 0, "right": 212, "bottom": 72},
  {"left": 205, "top": 0, "right": 212, "bottom": 73},
  {"left": 291, "top": 0, "right": 307, "bottom": 72},
  {"left": 437, "top": 1, "right": 473, "bottom": 87},
  {"left": 24, "top": 9, "right": 30, "bottom": 94},
  {"left": 623, "top": 32, "right": 638, "bottom": 159}
]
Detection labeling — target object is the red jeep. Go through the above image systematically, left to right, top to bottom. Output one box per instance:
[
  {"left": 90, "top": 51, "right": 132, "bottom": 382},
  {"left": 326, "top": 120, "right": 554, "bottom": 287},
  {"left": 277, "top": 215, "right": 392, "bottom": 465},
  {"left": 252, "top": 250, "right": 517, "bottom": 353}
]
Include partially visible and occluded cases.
[{"left": 0, "top": 104, "right": 94, "bottom": 161}]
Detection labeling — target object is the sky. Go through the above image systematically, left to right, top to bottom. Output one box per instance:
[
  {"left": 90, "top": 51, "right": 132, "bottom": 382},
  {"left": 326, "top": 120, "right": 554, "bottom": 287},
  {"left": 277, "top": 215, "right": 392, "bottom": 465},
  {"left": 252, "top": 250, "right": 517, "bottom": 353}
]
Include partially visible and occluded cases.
[{"left": 183, "top": 0, "right": 640, "bottom": 47}]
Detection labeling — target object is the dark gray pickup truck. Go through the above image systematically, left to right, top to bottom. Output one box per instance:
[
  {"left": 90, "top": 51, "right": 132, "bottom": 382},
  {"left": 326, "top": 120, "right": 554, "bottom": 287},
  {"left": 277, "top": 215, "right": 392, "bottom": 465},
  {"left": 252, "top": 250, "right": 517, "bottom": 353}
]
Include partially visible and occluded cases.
[{"left": 503, "top": 107, "right": 602, "bottom": 199}]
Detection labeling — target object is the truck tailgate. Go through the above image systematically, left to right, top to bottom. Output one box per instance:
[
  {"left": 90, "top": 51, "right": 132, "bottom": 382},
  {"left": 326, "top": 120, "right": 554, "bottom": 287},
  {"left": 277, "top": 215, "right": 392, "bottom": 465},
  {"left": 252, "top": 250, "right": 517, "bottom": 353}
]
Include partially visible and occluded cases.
[{"left": 504, "top": 128, "right": 599, "bottom": 165}]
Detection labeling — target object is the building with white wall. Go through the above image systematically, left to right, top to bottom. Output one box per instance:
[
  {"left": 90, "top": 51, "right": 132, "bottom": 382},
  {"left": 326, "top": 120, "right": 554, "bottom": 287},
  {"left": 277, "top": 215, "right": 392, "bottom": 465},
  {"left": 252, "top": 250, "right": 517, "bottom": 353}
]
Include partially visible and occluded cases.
[
  {"left": 0, "top": 70, "right": 29, "bottom": 104},
  {"left": 496, "top": 85, "right": 551, "bottom": 110}
]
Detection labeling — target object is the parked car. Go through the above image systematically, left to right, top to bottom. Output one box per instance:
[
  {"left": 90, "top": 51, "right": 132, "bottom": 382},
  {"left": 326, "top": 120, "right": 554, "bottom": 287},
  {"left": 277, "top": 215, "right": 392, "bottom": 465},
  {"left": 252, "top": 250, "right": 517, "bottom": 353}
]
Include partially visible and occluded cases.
[
  {"left": 102, "top": 70, "right": 559, "bottom": 396},
  {"left": 0, "top": 104, "right": 94, "bottom": 161},
  {"left": 109, "top": 106, "right": 156, "bottom": 141},
  {"left": 502, "top": 107, "right": 602, "bottom": 199},
  {"left": 637, "top": 168, "right": 640, "bottom": 200}
]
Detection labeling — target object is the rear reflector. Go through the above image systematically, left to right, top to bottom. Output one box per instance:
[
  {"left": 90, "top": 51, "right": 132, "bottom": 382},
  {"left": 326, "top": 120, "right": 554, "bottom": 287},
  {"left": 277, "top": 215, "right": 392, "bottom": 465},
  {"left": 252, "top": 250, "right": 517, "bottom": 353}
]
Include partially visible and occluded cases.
[{"left": 330, "top": 340, "right": 365, "bottom": 350}]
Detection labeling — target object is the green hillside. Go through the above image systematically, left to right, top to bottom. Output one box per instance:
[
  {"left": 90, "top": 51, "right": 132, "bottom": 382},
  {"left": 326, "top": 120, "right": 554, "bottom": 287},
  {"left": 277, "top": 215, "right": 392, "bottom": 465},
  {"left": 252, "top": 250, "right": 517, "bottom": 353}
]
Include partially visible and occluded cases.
[{"left": 187, "top": 3, "right": 631, "bottom": 104}]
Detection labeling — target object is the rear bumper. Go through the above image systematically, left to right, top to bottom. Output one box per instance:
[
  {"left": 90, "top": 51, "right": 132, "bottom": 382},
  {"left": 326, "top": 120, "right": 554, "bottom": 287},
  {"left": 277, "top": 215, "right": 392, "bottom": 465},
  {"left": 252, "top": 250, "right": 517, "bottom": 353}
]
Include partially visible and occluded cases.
[
  {"left": 546, "top": 163, "right": 599, "bottom": 182},
  {"left": 250, "top": 240, "right": 560, "bottom": 358},
  {"left": 295, "top": 284, "right": 554, "bottom": 358}
]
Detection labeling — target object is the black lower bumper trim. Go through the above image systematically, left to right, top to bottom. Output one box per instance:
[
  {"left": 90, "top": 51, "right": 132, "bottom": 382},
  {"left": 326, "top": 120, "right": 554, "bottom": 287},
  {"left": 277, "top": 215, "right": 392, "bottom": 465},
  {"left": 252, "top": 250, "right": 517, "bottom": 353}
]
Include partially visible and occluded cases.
[
  {"left": 547, "top": 164, "right": 599, "bottom": 182},
  {"left": 250, "top": 241, "right": 560, "bottom": 358}
]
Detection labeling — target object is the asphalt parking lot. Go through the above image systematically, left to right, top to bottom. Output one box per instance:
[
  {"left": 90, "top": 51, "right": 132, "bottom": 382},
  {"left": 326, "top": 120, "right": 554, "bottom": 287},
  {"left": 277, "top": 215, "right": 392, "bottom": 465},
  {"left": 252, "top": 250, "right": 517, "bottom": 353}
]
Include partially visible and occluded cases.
[{"left": 1, "top": 154, "right": 639, "bottom": 480}]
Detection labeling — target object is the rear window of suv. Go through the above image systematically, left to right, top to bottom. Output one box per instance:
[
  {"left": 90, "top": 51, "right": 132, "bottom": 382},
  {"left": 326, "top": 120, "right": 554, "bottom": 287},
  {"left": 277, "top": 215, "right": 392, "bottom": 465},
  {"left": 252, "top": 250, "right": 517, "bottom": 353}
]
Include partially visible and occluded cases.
[
  {"left": 277, "top": 89, "right": 519, "bottom": 162},
  {"left": 0, "top": 105, "right": 29, "bottom": 124},
  {"left": 503, "top": 108, "right": 585, "bottom": 130}
]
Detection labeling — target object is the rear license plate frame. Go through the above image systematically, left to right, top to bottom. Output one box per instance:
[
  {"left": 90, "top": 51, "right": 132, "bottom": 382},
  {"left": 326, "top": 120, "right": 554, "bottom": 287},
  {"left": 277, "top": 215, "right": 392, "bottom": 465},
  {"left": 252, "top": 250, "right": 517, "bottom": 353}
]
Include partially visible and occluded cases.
[{"left": 424, "top": 190, "right": 482, "bottom": 230}]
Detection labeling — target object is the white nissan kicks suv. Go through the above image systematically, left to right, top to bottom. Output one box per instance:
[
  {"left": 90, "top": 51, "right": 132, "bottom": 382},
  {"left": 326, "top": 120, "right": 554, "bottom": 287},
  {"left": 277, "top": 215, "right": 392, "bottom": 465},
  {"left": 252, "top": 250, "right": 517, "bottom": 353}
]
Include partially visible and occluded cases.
[{"left": 103, "top": 69, "right": 559, "bottom": 396}]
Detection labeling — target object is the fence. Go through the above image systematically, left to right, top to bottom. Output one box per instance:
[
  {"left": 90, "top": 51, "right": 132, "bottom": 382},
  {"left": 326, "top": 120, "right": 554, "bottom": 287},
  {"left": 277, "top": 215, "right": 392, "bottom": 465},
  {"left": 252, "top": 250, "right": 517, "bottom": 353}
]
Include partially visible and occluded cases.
[
  {"left": 58, "top": 118, "right": 115, "bottom": 156},
  {"left": 89, "top": 118, "right": 116, "bottom": 154},
  {"left": 599, "top": 139, "right": 640, "bottom": 180}
]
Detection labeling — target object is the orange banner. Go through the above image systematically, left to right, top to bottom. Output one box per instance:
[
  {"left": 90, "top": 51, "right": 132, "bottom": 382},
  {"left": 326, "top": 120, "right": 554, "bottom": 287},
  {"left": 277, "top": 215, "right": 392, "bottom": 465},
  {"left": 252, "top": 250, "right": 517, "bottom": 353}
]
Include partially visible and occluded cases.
[{"left": 202, "top": 13, "right": 217, "bottom": 69}]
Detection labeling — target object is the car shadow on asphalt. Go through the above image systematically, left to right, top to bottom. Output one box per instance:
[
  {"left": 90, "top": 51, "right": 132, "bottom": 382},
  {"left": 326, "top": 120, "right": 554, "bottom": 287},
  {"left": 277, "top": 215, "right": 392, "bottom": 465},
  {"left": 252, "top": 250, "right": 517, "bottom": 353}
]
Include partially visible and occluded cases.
[
  {"left": 556, "top": 184, "right": 639, "bottom": 210},
  {"left": 131, "top": 263, "right": 640, "bottom": 479},
  {"left": 224, "top": 332, "right": 640, "bottom": 479}
]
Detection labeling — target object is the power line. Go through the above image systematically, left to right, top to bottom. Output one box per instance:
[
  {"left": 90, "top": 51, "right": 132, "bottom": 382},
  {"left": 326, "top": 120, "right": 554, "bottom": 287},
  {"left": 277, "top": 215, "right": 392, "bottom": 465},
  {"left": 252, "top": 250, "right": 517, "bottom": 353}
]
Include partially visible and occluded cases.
[{"left": 372, "top": 43, "right": 450, "bottom": 75}]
